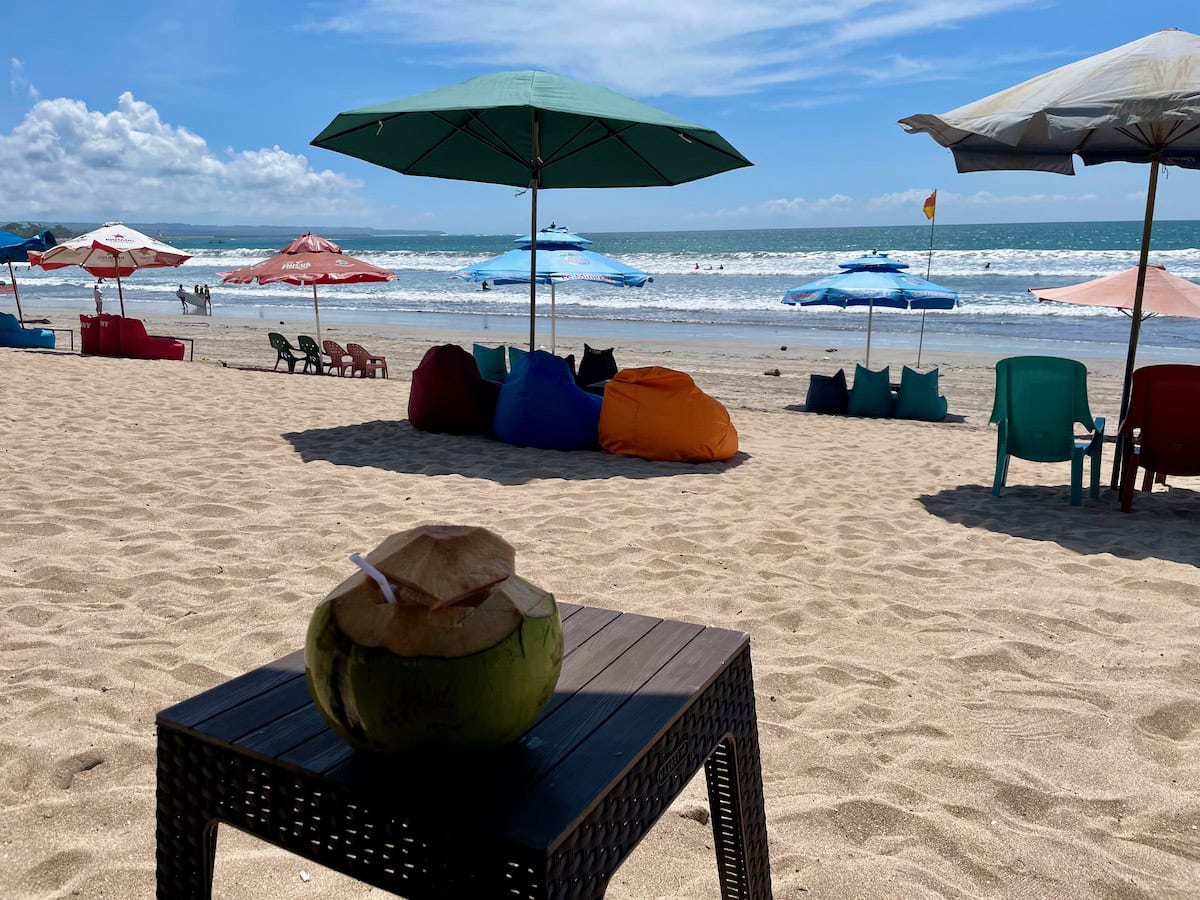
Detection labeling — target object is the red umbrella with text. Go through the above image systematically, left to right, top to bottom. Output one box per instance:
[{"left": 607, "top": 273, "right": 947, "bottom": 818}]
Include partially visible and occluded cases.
[
  {"left": 28, "top": 222, "right": 191, "bottom": 317},
  {"left": 220, "top": 233, "right": 396, "bottom": 344}
]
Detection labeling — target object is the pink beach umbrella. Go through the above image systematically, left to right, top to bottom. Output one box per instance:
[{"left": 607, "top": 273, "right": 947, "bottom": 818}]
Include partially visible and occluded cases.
[
  {"left": 28, "top": 222, "right": 191, "bottom": 317},
  {"left": 220, "top": 233, "right": 396, "bottom": 344},
  {"left": 1030, "top": 265, "right": 1200, "bottom": 320}
]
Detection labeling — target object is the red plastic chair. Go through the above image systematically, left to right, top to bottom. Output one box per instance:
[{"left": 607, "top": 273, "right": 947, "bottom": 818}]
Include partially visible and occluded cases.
[
  {"left": 322, "top": 340, "right": 354, "bottom": 376},
  {"left": 346, "top": 342, "right": 388, "bottom": 379},
  {"left": 1118, "top": 364, "right": 1200, "bottom": 512}
]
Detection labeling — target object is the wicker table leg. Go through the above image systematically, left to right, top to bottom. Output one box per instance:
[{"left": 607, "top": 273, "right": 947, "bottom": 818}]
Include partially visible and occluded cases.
[
  {"left": 704, "top": 656, "right": 772, "bottom": 899},
  {"left": 156, "top": 732, "right": 220, "bottom": 899}
]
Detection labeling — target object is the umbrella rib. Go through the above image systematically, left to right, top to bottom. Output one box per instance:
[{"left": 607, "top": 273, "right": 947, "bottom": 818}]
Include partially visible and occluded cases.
[
  {"left": 319, "top": 109, "right": 531, "bottom": 172},
  {"left": 421, "top": 110, "right": 530, "bottom": 169},
  {"left": 539, "top": 117, "right": 610, "bottom": 167},
  {"left": 541, "top": 117, "right": 748, "bottom": 183},
  {"left": 542, "top": 118, "right": 675, "bottom": 185},
  {"left": 1114, "top": 118, "right": 1200, "bottom": 151}
]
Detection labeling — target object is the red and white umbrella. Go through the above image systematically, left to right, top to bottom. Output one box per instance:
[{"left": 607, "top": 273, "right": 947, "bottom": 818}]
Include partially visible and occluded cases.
[
  {"left": 29, "top": 222, "right": 191, "bottom": 316},
  {"left": 220, "top": 233, "right": 396, "bottom": 343}
]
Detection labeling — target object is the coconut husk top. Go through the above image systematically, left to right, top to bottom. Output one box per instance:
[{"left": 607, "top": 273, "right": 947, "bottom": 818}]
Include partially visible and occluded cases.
[{"left": 327, "top": 525, "right": 555, "bottom": 658}]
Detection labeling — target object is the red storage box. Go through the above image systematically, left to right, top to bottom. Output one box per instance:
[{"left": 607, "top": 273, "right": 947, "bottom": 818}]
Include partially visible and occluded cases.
[
  {"left": 97, "top": 313, "right": 122, "bottom": 356},
  {"left": 79, "top": 315, "right": 100, "bottom": 355},
  {"left": 118, "top": 317, "right": 185, "bottom": 361}
]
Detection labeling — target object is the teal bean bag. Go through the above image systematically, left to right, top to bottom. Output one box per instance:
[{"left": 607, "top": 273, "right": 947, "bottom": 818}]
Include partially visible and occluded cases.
[
  {"left": 473, "top": 343, "right": 507, "bottom": 382},
  {"left": 848, "top": 364, "right": 894, "bottom": 418},
  {"left": 895, "top": 366, "right": 948, "bottom": 421}
]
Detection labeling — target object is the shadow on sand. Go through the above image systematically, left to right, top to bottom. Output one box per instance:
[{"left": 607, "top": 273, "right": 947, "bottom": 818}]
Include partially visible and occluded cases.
[
  {"left": 783, "top": 403, "right": 969, "bottom": 424},
  {"left": 284, "top": 419, "right": 749, "bottom": 485},
  {"left": 919, "top": 483, "right": 1200, "bottom": 566}
]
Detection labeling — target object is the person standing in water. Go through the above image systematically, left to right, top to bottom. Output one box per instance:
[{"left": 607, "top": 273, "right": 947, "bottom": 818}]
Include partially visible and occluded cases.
[{"left": 93, "top": 279, "right": 104, "bottom": 314}]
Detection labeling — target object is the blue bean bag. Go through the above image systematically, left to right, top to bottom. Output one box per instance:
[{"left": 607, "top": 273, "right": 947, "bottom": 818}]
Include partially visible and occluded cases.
[
  {"left": 0, "top": 312, "right": 54, "bottom": 349},
  {"left": 493, "top": 350, "right": 602, "bottom": 450}
]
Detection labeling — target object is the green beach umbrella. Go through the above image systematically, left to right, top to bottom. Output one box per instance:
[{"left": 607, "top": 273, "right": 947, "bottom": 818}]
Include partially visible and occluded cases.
[{"left": 311, "top": 70, "right": 751, "bottom": 349}]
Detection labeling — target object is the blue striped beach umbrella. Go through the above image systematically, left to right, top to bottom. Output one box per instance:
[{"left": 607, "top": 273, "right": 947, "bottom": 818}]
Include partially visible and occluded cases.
[
  {"left": 454, "top": 226, "right": 651, "bottom": 351},
  {"left": 0, "top": 229, "right": 56, "bottom": 325},
  {"left": 783, "top": 252, "right": 958, "bottom": 367}
]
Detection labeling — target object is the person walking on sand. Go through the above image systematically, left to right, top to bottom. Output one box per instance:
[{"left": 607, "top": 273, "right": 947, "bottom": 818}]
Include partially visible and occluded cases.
[
  {"left": 93, "top": 279, "right": 104, "bottom": 314},
  {"left": 176, "top": 283, "right": 189, "bottom": 312}
]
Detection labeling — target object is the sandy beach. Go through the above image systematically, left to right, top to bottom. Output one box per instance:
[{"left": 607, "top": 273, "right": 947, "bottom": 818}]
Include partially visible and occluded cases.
[{"left": 2, "top": 308, "right": 1199, "bottom": 899}]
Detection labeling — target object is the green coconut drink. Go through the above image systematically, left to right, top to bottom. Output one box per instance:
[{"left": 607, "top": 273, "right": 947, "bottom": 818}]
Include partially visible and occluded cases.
[{"left": 305, "top": 525, "right": 563, "bottom": 755}]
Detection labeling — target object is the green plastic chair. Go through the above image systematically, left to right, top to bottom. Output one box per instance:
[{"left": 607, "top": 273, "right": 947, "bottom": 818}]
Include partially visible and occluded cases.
[
  {"left": 268, "top": 332, "right": 306, "bottom": 373},
  {"left": 297, "top": 335, "right": 324, "bottom": 375},
  {"left": 990, "top": 356, "right": 1105, "bottom": 506}
]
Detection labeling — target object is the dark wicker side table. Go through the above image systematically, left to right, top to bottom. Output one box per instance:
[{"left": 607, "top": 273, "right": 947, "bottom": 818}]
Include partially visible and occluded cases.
[{"left": 156, "top": 604, "right": 772, "bottom": 898}]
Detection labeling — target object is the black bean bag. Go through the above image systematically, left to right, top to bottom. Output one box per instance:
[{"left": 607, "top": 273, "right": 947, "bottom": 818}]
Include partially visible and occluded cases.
[
  {"left": 575, "top": 343, "right": 617, "bottom": 390},
  {"left": 408, "top": 344, "right": 501, "bottom": 435},
  {"left": 805, "top": 369, "right": 849, "bottom": 414}
]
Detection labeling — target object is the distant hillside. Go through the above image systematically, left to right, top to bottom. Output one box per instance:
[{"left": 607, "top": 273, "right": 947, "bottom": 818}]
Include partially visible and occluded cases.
[{"left": 3, "top": 222, "right": 83, "bottom": 240}]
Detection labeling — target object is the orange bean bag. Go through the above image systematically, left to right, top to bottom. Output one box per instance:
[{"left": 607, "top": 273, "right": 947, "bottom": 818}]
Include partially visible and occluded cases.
[{"left": 599, "top": 367, "right": 738, "bottom": 462}]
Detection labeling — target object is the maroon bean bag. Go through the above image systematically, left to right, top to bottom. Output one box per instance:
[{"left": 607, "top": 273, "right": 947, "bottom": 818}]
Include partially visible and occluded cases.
[{"left": 408, "top": 344, "right": 501, "bottom": 435}]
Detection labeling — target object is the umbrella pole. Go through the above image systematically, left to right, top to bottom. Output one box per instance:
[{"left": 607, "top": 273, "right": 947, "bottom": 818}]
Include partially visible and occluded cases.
[
  {"left": 528, "top": 110, "right": 540, "bottom": 352},
  {"left": 1110, "top": 157, "right": 1160, "bottom": 489},
  {"left": 7, "top": 260, "right": 23, "bottom": 326},
  {"left": 115, "top": 271, "right": 126, "bottom": 316},
  {"left": 551, "top": 282, "right": 556, "bottom": 354},
  {"left": 312, "top": 283, "right": 322, "bottom": 345},
  {"left": 865, "top": 299, "right": 874, "bottom": 368},
  {"left": 917, "top": 310, "right": 927, "bottom": 368}
]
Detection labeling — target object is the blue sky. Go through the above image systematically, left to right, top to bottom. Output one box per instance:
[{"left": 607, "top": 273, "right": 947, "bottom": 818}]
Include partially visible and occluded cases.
[{"left": 3, "top": 1, "right": 1198, "bottom": 233}]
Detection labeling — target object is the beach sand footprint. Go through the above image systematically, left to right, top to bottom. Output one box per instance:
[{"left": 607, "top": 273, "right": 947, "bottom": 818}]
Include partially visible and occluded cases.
[
  {"left": 1136, "top": 699, "right": 1200, "bottom": 741},
  {"left": 54, "top": 751, "right": 104, "bottom": 789}
]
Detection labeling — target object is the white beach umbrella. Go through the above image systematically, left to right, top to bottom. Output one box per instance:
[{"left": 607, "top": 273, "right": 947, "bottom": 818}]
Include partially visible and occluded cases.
[
  {"left": 899, "top": 28, "right": 1200, "bottom": 486},
  {"left": 29, "top": 222, "right": 192, "bottom": 316}
]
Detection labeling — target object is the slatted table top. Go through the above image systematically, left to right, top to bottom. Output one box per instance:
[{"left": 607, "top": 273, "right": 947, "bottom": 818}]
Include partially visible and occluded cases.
[{"left": 157, "top": 603, "right": 749, "bottom": 853}]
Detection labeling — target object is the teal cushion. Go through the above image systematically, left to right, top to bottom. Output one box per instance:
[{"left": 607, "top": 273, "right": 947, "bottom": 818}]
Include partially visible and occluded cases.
[
  {"left": 473, "top": 343, "right": 507, "bottom": 382},
  {"left": 508, "top": 345, "right": 528, "bottom": 376},
  {"left": 848, "top": 364, "right": 894, "bottom": 418},
  {"left": 895, "top": 366, "right": 948, "bottom": 421}
]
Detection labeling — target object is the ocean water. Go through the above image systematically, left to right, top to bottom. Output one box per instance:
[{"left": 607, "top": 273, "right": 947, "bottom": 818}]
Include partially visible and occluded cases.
[{"left": 13, "top": 220, "right": 1200, "bottom": 359}]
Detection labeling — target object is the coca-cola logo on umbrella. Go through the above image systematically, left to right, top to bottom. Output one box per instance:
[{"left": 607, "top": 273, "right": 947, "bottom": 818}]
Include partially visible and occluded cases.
[{"left": 281, "top": 261, "right": 312, "bottom": 270}]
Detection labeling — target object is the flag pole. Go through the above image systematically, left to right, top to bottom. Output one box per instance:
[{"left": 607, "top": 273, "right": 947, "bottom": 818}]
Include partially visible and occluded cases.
[{"left": 918, "top": 190, "right": 936, "bottom": 368}]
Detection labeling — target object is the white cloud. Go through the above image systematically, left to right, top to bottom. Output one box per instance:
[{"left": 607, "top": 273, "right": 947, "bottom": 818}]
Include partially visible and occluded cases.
[
  {"left": 311, "top": 0, "right": 1037, "bottom": 98},
  {"left": 10, "top": 58, "right": 39, "bottom": 101},
  {"left": 0, "top": 92, "right": 366, "bottom": 222},
  {"left": 694, "top": 187, "right": 1104, "bottom": 224},
  {"left": 869, "top": 188, "right": 934, "bottom": 209},
  {"left": 870, "top": 188, "right": 1100, "bottom": 208},
  {"left": 689, "top": 193, "right": 854, "bottom": 221}
]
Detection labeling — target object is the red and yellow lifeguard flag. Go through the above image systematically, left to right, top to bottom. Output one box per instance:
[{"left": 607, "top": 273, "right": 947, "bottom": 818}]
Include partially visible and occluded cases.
[{"left": 922, "top": 190, "right": 937, "bottom": 220}]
